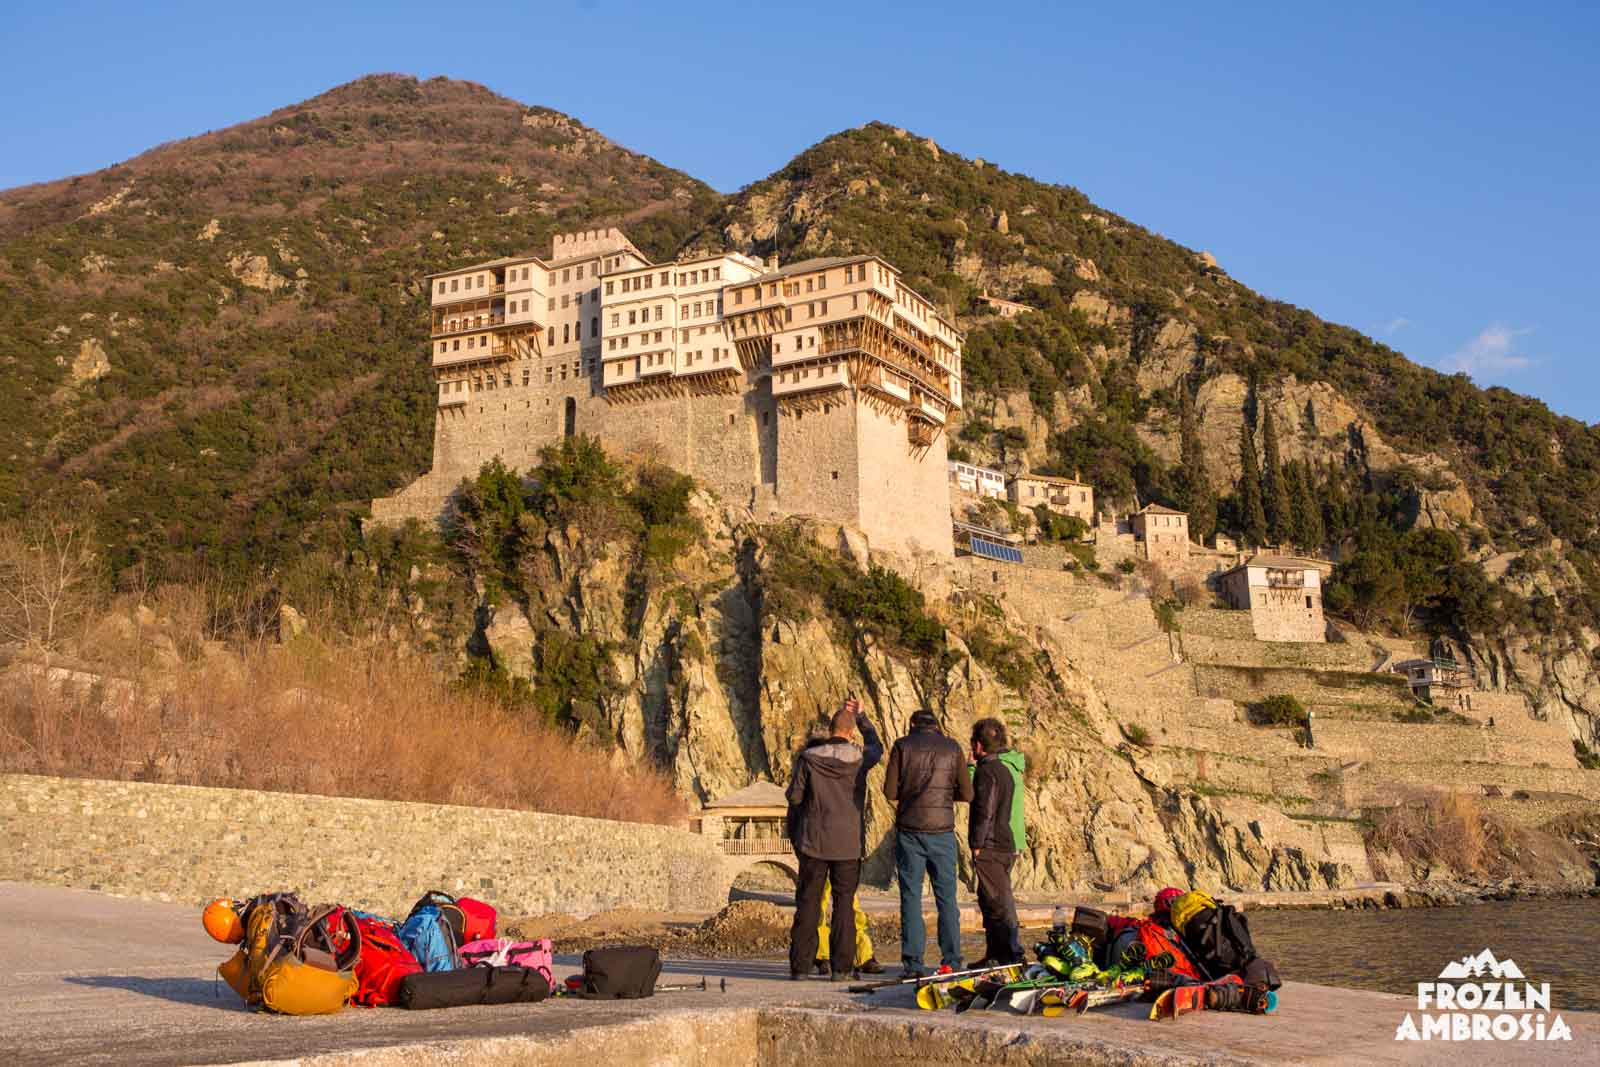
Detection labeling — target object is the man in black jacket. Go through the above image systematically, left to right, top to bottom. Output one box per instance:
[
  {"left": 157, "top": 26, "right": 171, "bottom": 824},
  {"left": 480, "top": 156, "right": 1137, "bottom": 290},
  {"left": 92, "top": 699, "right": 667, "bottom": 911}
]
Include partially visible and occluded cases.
[
  {"left": 786, "top": 698, "right": 883, "bottom": 980},
  {"left": 883, "top": 708, "right": 972, "bottom": 976},
  {"left": 968, "top": 717, "right": 1025, "bottom": 966}
]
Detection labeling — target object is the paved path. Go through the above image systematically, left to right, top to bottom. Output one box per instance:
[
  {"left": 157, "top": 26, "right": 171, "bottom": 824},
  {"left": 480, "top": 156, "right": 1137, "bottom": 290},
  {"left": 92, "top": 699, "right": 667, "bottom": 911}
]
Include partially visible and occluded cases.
[{"left": 3, "top": 882, "right": 1592, "bottom": 1065}]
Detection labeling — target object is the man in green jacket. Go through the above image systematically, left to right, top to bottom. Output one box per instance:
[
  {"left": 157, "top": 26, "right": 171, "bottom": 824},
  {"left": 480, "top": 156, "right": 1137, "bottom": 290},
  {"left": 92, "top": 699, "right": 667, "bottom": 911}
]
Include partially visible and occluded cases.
[{"left": 968, "top": 717, "right": 1025, "bottom": 966}]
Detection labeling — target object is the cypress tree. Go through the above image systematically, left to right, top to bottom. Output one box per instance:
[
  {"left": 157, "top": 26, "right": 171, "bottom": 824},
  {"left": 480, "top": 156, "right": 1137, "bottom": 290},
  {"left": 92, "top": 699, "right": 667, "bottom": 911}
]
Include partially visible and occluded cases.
[
  {"left": 1178, "top": 383, "right": 1218, "bottom": 544},
  {"left": 1262, "top": 409, "right": 1291, "bottom": 545},
  {"left": 1239, "top": 421, "right": 1268, "bottom": 548},
  {"left": 1291, "top": 461, "right": 1326, "bottom": 553}
]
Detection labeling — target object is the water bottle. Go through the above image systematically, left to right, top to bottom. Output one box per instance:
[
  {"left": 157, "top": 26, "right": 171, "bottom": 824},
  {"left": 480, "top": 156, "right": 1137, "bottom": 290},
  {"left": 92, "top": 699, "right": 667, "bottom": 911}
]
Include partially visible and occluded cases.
[{"left": 1051, "top": 904, "right": 1068, "bottom": 934}]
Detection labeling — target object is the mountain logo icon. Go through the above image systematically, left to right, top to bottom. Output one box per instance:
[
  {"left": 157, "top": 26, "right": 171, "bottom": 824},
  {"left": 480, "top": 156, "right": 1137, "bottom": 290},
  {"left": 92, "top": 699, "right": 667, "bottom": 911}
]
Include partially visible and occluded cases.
[{"left": 1438, "top": 949, "right": 1525, "bottom": 980}]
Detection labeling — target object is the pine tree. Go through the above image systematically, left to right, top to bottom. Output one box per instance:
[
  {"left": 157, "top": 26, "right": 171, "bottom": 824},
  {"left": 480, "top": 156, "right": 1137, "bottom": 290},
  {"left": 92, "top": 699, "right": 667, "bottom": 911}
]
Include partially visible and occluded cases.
[
  {"left": 1178, "top": 383, "right": 1218, "bottom": 544},
  {"left": 1262, "top": 408, "right": 1290, "bottom": 546},
  {"left": 1238, "top": 421, "right": 1268, "bottom": 549},
  {"left": 1290, "top": 461, "right": 1326, "bottom": 553}
]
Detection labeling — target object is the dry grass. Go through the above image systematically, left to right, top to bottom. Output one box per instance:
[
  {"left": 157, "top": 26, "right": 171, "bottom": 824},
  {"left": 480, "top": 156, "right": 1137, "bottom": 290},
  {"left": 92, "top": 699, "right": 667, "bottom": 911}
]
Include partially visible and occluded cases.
[
  {"left": 0, "top": 607, "right": 687, "bottom": 827},
  {"left": 1367, "top": 788, "right": 1585, "bottom": 882}
]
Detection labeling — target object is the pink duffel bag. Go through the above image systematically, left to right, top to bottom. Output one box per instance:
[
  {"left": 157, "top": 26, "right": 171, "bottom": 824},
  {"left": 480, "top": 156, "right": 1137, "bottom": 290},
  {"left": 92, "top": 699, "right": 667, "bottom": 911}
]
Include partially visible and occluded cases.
[{"left": 458, "top": 938, "right": 554, "bottom": 986}]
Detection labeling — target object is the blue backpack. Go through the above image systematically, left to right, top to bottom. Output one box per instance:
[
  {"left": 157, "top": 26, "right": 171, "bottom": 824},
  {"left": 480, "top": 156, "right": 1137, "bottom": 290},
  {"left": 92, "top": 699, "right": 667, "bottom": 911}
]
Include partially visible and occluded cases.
[{"left": 398, "top": 905, "right": 461, "bottom": 972}]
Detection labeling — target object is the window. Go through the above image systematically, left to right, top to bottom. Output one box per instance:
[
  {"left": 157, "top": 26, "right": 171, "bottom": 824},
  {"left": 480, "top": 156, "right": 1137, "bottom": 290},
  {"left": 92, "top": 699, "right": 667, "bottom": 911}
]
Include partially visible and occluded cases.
[
  {"left": 576, "top": 265, "right": 584, "bottom": 280},
  {"left": 844, "top": 266, "right": 853, "bottom": 284},
  {"left": 562, "top": 269, "right": 570, "bottom": 283},
  {"left": 660, "top": 271, "right": 669, "bottom": 286},
  {"left": 643, "top": 274, "right": 651, "bottom": 289},
  {"left": 806, "top": 278, "right": 813, "bottom": 293},
  {"left": 450, "top": 279, "right": 459, "bottom": 292},
  {"left": 437, "top": 281, "right": 445, "bottom": 294},
  {"left": 605, "top": 281, "right": 614, "bottom": 295},
  {"left": 769, "top": 284, "right": 777, "bottom": 297},
  {"left": 735, "top": 289, "right": 743, "bottom": 305},
  {"left": 574, "top": 291, "right": 582, "bottom": 306},
  {"left": 561, "top": 295, "right": 569, "bottom": 309},
  {"left": 548, "top": 297, "right": 556, "bottom": 312},
  {"left": 521, "top": 299, "right": 530, "bottom": 312},
  {"left": 819, "top": 299, "right": 827, "bottom": 315},
  {"left": 654, "top": 305, "right": 663, "bottom": 321},
  {"left": 785, "top": 308, "right": 793, "bottom": 323},
  {"left": 628, "top": 310, "right": 637, "bottom": 325},
  {"left": 610, "top": 313, "right": 620, "bottom": 328},
  {"left": 591, "top": 316, "right": 598, "bottom": 335},
  {"left": 575, "top": 321, "right": 581, "bottom": 340},
  {"left": 563, "top": 324, "right": 570, "bottom": 343},
  {"left": 547, "top": 326, "right": 555, "bottom": 345},
  {"left": 453, "top": 339, "right": 461, "bottom": 351},
  {"left": 608, "top": 339, "right": 616, "bottom": 351},
  {"left": 544, "top": 367, "right": 553, "bottom": 383},
  {"left": 522, "top": 369, "right": 530, "bottom": 386},
  {"left": 1306, "top": 596, "right": 1313, "bottom": 610}
]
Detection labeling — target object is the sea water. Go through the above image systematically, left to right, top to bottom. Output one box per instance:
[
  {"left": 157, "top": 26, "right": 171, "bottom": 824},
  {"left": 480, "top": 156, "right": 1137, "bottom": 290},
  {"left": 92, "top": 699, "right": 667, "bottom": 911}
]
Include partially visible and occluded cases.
[{"left": 1247, "top": 898, "right": 1600, "bottom": 1012}]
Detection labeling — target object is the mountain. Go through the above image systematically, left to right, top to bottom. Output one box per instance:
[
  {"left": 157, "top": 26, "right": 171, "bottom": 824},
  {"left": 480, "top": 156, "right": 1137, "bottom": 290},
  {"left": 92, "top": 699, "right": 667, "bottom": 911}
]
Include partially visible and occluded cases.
[
  {"left": 0, "top": 74, "right": 719, "bottom": 570},
  {"left": 1, "top": 79, "right": 1595, "bottom": 743},
  {"left": 691, "top": 122, "right": 1600, "bottom": 739}
]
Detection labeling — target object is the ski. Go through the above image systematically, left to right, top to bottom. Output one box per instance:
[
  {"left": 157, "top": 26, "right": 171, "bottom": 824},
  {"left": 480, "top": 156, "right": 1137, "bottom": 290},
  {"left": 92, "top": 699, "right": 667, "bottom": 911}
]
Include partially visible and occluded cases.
[{"left": 848, "top": 962, "right": 1023, "bottom": 995}]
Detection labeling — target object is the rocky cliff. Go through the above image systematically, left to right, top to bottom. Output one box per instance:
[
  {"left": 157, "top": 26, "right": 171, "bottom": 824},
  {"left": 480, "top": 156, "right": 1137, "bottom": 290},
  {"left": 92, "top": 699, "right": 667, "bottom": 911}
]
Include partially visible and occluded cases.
[{"left": 449, "top": 478, "right": 1581, "bottom": 897}]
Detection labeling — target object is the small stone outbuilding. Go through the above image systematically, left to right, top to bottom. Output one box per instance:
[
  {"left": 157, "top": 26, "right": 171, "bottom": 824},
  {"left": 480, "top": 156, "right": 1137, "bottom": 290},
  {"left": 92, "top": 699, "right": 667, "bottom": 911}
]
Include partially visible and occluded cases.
[{"left": 1131, "top": 503, "right": 1191, "bottom": 564}]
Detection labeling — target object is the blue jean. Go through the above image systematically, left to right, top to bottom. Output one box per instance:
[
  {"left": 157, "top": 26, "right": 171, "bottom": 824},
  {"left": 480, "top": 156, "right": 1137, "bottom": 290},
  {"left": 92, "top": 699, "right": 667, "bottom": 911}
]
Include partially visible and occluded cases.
[{"left": 895, "top": 829, "right": 962, "bottom": 969}]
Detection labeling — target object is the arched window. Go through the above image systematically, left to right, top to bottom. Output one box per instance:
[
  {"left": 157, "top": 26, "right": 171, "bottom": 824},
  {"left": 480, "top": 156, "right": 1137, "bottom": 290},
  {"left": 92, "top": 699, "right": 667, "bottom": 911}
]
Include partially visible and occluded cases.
[{"left": 563, "top": 397, "right": 576, "bottom": 438}]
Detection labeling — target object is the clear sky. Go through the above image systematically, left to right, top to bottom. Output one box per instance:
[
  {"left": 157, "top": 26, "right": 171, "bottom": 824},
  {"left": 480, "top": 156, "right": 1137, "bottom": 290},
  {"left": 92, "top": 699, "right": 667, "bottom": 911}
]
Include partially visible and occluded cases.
[{"left": 3, "top": 1, "right": 1595, "bottom": 424}]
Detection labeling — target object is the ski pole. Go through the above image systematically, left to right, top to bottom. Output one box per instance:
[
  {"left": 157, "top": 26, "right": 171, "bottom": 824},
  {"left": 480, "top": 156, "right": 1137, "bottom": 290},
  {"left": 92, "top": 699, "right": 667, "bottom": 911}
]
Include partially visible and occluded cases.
[
  {"left": 847, "top": 963, "right": 1020, "bottom": 994},
  {"left": 655, "top": 976, "right": 727, "bottom": 994}
]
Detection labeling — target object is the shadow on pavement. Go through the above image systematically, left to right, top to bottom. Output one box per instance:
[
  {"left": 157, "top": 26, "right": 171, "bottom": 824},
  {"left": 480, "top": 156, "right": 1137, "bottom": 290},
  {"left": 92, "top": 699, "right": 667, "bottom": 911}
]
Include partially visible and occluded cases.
[{"left": 65, "top": 974, "right": 245, "bottom": 1010}]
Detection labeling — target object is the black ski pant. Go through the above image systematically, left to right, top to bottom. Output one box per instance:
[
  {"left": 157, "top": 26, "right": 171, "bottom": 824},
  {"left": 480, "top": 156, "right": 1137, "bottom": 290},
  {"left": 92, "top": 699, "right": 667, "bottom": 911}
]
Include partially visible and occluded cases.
[
  {"left": 975, "top": 850, "right": 1024, "bottom": 964},
  {"left": 790, "top": 853, "right": 861, "bottom": 977}
]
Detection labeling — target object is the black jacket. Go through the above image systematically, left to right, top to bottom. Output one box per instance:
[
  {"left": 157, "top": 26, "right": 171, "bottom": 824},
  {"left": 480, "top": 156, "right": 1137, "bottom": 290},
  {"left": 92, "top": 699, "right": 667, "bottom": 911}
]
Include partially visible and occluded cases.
[
  {"left": 883, "top": 716, "right": 972, "bottom": 834},
  {"left": 785, "top": 719, "right": 883, "bottom": 861},
  {"left": 969, "top": 751, "right": 1018, "bottom": 853}
]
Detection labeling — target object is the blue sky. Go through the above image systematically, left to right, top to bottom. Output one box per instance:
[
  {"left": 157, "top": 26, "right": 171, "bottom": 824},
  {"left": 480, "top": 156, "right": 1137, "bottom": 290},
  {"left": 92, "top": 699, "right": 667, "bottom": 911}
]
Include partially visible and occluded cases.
[{"left": 3, "top": 1, "right": 1595, "bottom": 423}]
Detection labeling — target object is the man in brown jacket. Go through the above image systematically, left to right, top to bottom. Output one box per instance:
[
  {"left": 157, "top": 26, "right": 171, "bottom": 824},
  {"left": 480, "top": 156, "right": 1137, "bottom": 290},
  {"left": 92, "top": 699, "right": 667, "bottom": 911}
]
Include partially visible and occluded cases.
[{"left": 786, "top": 698, "right": 883, "bottom": 980}]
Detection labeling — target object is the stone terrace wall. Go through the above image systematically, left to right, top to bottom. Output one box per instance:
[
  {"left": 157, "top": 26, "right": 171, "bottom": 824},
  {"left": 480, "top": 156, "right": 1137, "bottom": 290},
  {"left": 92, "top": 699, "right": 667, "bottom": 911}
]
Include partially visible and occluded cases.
[{"left": 0, "top": 775, "right": 729, "bottom": 916}]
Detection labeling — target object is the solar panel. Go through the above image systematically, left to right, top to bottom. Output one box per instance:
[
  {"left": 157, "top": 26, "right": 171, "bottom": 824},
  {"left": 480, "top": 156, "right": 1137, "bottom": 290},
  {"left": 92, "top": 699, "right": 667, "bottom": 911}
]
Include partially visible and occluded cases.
[{"left": 969, "top": 536, "right": 1023, "bottom": 564}]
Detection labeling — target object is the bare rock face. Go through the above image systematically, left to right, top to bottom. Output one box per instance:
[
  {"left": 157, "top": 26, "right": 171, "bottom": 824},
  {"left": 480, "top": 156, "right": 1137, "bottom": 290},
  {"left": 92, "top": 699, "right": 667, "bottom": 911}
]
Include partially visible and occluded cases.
[
  {"left": 227, "top": 253, "right": 290, "bottom": 292},
  {"left": 69, "top": 338, "right": 110, "bottom": 384}
]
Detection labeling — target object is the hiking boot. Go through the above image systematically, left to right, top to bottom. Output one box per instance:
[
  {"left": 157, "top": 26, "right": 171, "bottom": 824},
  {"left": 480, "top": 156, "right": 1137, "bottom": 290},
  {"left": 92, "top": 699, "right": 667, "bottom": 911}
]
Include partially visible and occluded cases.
[
  {"left": 857, "top": 957, "right": 884, "bottom": 975},
  {"left": 813, "top": 960, "right": 829, "bottom": 976},
  {"left": 901, "top": 963, "right": 927, "bottom": 980},
  {"left": 829, "top": 970, "right": 853, "bottom": 982},
  {"left": 790, "top": 971, "right": 807, "bottom": 981},
  {"left": 1206, "top": 980, "right": 1271, "bottom": 1014}
]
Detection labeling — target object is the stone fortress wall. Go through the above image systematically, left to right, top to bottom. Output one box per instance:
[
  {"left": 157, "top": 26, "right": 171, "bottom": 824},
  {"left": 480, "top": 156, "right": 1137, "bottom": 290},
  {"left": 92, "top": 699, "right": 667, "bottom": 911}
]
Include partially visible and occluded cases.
[{"left": 0, "top": 774, "right": 733, "bottom": 917}]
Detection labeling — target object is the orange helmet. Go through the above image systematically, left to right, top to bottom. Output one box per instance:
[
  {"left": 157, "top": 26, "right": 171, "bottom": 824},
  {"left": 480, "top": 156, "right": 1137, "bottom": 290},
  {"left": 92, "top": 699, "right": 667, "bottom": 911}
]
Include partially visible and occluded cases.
[{"left": 202, "top": 898, "right": 243, "bottom": 944}]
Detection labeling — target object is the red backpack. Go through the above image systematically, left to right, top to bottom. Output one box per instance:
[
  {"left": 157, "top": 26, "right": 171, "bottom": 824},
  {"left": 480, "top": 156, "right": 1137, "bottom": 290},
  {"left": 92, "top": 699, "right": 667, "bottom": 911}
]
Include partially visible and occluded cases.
[
  {"left": 409, "top": 891, "right": 497, "bottom": 946},
  {"left": 347, "top": 915, "right": 422, "bottom": 1006},
  {"left": 1107, "top": 915, "right": 1202, "bottom": 981}
]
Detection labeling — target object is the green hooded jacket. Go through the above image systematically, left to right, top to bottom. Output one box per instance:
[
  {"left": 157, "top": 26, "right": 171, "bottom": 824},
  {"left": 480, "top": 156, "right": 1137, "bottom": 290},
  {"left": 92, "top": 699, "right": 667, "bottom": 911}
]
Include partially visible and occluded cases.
[{"left": 968, "top": 748, "right": 1027, "bottom": 852}]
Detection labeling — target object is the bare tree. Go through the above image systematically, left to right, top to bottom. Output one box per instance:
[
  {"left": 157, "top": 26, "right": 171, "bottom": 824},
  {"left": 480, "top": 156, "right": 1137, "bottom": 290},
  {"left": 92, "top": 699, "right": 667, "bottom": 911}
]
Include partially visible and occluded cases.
[{"left": 0, "top": 515, "right": 101, "bottom": 659}]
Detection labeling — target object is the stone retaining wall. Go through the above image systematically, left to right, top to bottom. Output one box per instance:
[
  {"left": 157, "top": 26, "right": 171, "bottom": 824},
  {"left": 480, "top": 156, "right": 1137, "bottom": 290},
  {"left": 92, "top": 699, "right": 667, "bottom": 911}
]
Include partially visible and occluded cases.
[{"left": 0, "top": 774, "right": 730, "bottom": 916}]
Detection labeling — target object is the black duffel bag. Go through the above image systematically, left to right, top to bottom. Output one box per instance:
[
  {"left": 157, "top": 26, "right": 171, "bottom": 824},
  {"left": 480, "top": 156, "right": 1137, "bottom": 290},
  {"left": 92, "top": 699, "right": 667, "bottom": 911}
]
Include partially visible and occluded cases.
[
  {"left": 1069, "top": 906, "right": 1111, "bottom": 966},
  {"left": 571, "top": 945, "right": 661, "bottom": 999},
  {"left": 397, "top": 964, "right": 550, "bottom": 1010}
]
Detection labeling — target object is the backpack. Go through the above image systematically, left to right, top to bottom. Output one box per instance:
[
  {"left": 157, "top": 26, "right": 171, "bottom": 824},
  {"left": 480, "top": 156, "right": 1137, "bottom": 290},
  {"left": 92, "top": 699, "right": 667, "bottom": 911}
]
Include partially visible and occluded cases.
[
  {"left": 404, "top": 891, "right": 496, "bottom": 947},
  {"left": 217, "top": 895, "right": 361, "bottom": 1014},
  {"left": 1179, "top": 901, "right": 1259, "bottom": 980},
  {"left": 398, "top": 905, "right": 461, "bottom": 973},
  {"left": 258, "top": 906, "right": 361, "bottom": 1015},
  {"left": 347, "top": 915, "right": 423, "bottom": 1007},
  {"left": 459, "top": 938, "right": 553, "bottom": 988},
  {"left": 570, "top": 946, "right": 661, "bottom": 999}
]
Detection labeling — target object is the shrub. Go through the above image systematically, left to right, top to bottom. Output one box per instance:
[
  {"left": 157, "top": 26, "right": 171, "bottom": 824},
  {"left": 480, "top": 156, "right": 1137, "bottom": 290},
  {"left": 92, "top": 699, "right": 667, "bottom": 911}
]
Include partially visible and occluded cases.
[
  {"left": 1116, "top": 558, "right": 1137, "bottom": 574},
  {"left": 966, "top": 624, "right": 1036, "bottom": 691},
  {"left": 1247, "top": 693, "right": 1307, "bottom": 727},
  {"left": 1123, "top": 723, "right": 1152, "bottom": 747},
  {"left": 1576, "top": 739, "right": 1600, "bottom": 771}
]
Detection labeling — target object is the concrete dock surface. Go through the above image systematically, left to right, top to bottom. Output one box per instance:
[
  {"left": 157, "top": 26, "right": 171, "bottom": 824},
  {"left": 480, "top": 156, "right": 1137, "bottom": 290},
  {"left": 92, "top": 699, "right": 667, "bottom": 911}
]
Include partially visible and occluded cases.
[{"left": 4, "top": 882, "right": 1591, "bottom": 1065}]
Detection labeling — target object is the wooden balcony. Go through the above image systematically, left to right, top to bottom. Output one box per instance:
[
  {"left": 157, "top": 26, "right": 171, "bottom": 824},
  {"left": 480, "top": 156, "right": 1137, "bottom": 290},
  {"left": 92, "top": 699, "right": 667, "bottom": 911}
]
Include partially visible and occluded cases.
[{"left": 432, "top": 313, "right": 506, "bottom": 338}]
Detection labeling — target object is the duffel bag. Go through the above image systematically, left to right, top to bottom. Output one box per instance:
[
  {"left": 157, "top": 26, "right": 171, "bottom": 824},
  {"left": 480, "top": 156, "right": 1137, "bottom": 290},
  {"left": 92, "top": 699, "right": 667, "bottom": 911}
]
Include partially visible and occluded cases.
[
  {"left": 459, "top": 938, "right": 553, "bottom": 987},
  {"left": 572, "top": 945, "right": 661, "bottom": 999},
  {"left": 397, "top": 964, "right": 550, "bottom": 1010}
]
